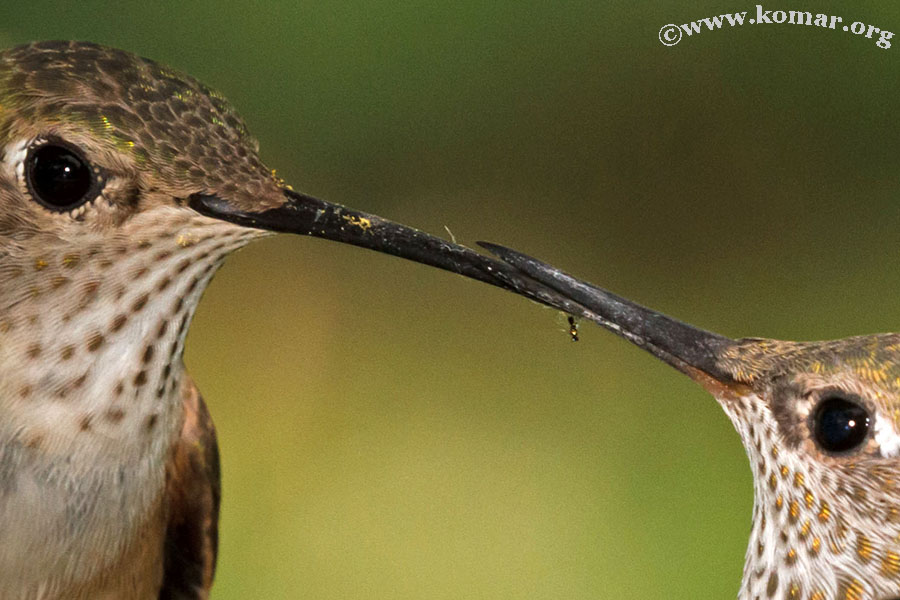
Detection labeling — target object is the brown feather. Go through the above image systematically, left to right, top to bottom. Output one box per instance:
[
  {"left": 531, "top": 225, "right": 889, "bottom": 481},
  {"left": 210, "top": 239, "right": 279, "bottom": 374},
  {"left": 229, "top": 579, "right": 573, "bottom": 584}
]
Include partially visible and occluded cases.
[{"left": 159, "top": 376, "right": 221, "bottom": 599}]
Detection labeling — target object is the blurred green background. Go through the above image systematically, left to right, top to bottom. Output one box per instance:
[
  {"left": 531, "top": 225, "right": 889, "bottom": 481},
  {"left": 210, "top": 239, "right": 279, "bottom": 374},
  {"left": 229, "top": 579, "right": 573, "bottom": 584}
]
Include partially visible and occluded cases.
[{"left": 5, "top": 1, "right": 900, "bottom": 597}]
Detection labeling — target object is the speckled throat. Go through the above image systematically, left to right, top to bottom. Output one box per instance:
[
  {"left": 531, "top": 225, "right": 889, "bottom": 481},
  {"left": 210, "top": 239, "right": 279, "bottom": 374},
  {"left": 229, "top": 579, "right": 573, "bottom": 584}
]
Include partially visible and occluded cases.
[
  {"left": 0, "top": 207, "right": 261, "bottom": 595},
  {"left": 0, "top": 211, "right": 259, "bottom": 461},
  {"left": 726, "top": 390, "right": 900, "bottom": 600}
]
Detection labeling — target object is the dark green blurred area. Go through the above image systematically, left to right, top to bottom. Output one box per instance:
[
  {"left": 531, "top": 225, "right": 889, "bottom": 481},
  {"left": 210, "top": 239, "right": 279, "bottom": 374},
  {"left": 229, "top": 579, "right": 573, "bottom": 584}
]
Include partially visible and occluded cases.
[{"left": 5, "top": 2, "right": 900, "bottom": 597}]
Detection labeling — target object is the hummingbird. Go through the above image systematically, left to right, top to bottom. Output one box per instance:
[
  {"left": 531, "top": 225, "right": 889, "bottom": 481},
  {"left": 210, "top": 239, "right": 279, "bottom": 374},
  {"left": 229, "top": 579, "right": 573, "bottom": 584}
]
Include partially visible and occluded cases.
[
  {"left": 0, "top": 41, "right": 585, "bottom": 599},
  {"left": 478, "top": 241, "right": 900, "bottom": 600}
]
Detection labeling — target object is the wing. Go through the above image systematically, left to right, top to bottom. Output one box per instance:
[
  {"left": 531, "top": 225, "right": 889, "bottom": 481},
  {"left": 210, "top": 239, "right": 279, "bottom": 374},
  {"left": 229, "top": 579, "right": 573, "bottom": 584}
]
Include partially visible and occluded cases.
[{"left": 159, "top": 376, "right": 221, "bottom": 599}]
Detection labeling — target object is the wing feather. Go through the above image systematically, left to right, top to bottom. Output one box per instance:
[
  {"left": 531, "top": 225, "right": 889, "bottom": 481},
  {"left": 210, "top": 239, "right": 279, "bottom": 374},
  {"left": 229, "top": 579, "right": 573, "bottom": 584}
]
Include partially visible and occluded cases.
[{"left": 159, "top": 377, "right": 221, "bottom": 599}]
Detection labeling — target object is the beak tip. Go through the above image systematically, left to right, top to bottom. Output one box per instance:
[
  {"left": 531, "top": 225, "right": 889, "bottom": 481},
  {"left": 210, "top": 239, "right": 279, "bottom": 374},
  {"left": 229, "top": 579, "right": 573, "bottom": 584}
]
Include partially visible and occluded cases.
[
  {"left": 476, "top": 241, "right": 514, "bottom": 260},
  {"left": 477, "top": 241, "right": 546, "bottom": 277}
]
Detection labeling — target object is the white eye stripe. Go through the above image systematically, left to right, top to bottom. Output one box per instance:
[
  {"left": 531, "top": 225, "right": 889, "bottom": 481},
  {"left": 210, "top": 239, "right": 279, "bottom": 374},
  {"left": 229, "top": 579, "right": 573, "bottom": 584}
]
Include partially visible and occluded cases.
[
  {"left": 5, "top": 138, "right": 30, "bottom": 183},
  {"left": 874, "top": 414, "right": 900, "bottom": 458}
]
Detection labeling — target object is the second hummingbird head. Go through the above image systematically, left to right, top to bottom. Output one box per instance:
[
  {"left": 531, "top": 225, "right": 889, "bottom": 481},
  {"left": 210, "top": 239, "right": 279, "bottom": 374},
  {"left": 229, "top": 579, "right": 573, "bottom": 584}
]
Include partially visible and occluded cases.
[
  {"left": 718, "top": 335, "right": 900, "bottom": 461},
  {"left": 718, "top": 336, "right": 900, "bottom": 598}
]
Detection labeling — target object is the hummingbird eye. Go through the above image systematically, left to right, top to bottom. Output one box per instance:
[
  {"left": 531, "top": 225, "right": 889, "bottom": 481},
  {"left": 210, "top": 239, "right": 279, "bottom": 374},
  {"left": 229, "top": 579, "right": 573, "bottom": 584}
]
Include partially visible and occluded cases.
[
  {"left": 24, "top": 141, "right": 99, "bottom": 212},
  {"left": 811, "top": 394, "right": 871, "bottom": 454}
]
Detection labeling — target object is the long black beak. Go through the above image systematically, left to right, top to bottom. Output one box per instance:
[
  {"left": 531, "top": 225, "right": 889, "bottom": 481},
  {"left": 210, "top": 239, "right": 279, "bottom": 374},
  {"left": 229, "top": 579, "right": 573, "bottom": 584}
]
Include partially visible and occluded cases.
[
  {"left": 188, "top": 189, "right": 593, "bottom": 315},
  {"left": 477, "top": 242, "right": 739, "bottom": 388}
]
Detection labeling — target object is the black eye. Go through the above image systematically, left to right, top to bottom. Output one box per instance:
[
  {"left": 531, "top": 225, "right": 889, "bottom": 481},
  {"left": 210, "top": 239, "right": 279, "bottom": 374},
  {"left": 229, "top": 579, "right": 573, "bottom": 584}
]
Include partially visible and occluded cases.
[
  {"left": 25, "top": 142, "right": 96, "bottom": 211},
  {"left": 811, "top": 395, "right": 870, "bottom": 454}
]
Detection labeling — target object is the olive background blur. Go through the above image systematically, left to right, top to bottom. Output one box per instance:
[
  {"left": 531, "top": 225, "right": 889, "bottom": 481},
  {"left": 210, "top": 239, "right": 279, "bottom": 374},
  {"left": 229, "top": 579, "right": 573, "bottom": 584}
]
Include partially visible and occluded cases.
[{"left": 4, "top": 2, "right": 900, "bottom": 598}]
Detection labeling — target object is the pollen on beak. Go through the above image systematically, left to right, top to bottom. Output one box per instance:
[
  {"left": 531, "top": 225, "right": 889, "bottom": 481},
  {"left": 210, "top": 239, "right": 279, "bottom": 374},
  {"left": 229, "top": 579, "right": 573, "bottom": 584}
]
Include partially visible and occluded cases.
[{"left": 188, "top": 189, "right": 597, "bottom": 315}]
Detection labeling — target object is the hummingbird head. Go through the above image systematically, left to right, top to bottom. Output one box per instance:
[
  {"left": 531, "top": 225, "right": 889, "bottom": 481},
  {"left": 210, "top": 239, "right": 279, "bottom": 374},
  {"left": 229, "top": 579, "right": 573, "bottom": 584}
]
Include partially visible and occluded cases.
[
  {"left": 0, "top": 41, "right": 582, "bottom": 466},
  {"left": 0, "top": 41, "right": 284, "bottom": 463},
  {"left": 0, "top": 41, "right": 286, "bottom": 231},
  {"left": 480, "top": 242, "right": 900, "bottom": 600},
  {"left": 717, "top": 335, "right": 900, "bottom": 599}
]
